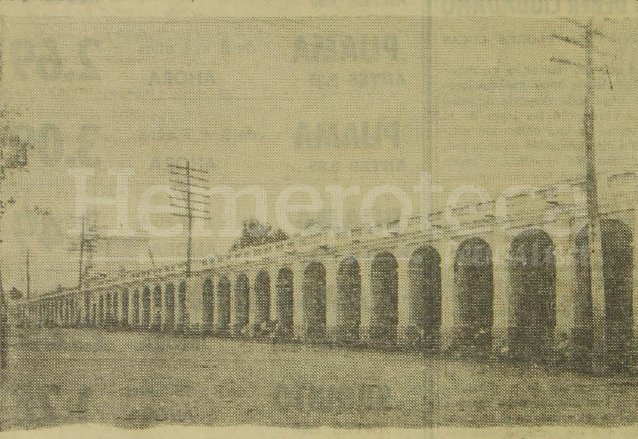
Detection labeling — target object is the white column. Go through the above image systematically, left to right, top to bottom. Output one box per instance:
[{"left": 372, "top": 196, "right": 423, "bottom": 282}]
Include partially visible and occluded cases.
[
  {"left": 491, "top": 228, "right": 513, "bottom": 356},
  {"left": 553, "top": 229, "right": 578, "bottom": 361},
  {"left": 396, "top": 247, "right": 414, "bottom": 343},
  {"left": 268, "top": 265, "right": 280, "bottom": 325},
  {"left": 248, "top": 269, "right": 259, "bottom": 329},
  {"left": 184, "top": 275, "right": 206, "bottom": 332},
  {"left": 175, "top": 280, "right": 187, "bottom": 331}
]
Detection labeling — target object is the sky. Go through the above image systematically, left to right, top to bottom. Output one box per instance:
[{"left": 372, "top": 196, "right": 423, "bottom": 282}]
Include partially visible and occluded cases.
[{"left": 1, "top": 16, "right": 637, "bottom": 295}]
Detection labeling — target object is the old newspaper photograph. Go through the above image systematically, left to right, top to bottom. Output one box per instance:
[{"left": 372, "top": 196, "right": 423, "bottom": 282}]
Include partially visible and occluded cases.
[{"left": 0, "top": 1, "right": 637, "bottom": 438}]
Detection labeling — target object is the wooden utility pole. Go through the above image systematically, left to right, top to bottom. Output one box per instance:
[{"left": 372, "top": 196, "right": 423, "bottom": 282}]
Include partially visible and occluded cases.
[
  {"left": 551, "top": 18, "right": 608, "bottom": 373},
  {"left": 582, "top": 20, "right": 607, "bottom": 374},
  {"left": 186, "top": 161, "right": 192, "bottom": 275},
  {"left": 168, "top": 162, "right": 210, "bottom": 277},
  {"left": 78, "top": 217, "right": 90, "bottom": 326},
  {"left": 25, "top": 248, "right": 30, "bottom": 301},
  {"left": 0, "top": 269, "right": 6, "bottom": 369}
]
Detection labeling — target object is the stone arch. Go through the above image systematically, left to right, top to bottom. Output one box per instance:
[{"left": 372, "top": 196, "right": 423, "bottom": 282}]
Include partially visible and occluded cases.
[
  {"left": 575, "top": 219, "right": 633, "bottom": 371},
  {"left": 509, "top": 229, "right": 556, "bottom": 360},
  {"left": 453, "top": 237, "right": 494, "bottom": 352},
  {"left": 408, "top": 246, "right": 442, "bottom": 348},
  {"left": 370, "top": 251, "right": 399, "bottom": 342},
  {"left": 336, "top": 256, "right": 361, "bottom": 341},
  {"left": 303, "top": 261, "right": 327, "bottom": 339},
  {"left": 275, "top": 267, "right": 294, "bottom": 336},
  {"left": 253, "top": 270, "right": 271, "bottom": 329},
  {"left": 233, "top": 273, "right": 249, "bottom": 333},
  {"left": 216, "top": 276, "right": 231, "bottom": 331},
  {"left": 202, "top": 278, "right": 214, "bottom": 331},
  {"left": 177, "top": 280, "right": 187, "bottom": 330},
  {"left": 164, "top": 283, "right": 176, "bottom": 331},
  {"left": 152, "top": 285, "right": 162, "bottom": 330},
  {"left": 141, "top": 287, "right": 151, "bottom": 328},
  {"left": 121, "top": 289, "right": 130, "bottom": 327},
  {"left": 132, "top": 289, "right": 140, "bottom": 327},
  {"left": 112, "top": 291, "right": 119, "bottom": 326},
  {"left": 105, "top": 293, "right": 112, "bottom": 326},
  {"left": 98, "top": 295, "right": 105, "bottom": 327},
  {"left": 91, "top": 302, "right": 97, "bottom": 327}
]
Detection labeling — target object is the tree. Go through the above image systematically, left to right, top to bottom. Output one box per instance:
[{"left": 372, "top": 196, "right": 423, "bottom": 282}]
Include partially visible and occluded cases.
[
  {"left": 231, "top": 219, "right": 288, "bottom": 251},
  {"left": 9, "top": 287, "right": 22, "bottom": 301}
]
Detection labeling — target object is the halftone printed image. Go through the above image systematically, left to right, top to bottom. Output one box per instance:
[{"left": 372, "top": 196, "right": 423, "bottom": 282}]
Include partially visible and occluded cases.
[{"left": 1, "top": 3, "right": 638, "bottom": 439}]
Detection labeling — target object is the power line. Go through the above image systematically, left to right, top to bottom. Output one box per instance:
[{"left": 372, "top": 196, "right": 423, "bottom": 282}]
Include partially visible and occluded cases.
[
  {"left": 550, "top": 18, "right": 609, "bottom": 373},
  {"left": 169, "top": 161, "right": 211, "bottom": 277},
  {"left": 170, "top": 187, "right": 211, "bottom": 198},
  {"left": 170, "top": 195, "right": 209, "bottom": 206}
]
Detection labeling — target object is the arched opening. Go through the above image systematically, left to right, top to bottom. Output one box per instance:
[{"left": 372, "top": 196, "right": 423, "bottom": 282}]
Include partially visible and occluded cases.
[
  {"left": 575, "top": 220, "right": 634, "bottom": 371},
  {"left": 509, "top": 229, "right": 556, "bottom": 361},
  {"left": 454, "top": 237, "right": 494, "bottom": 352},
  {"left": 408, "top": 246, "right": 442, "bottom": 349},
  {"left": 370, "top": 252, "right": 399, "bottom": 342},
  {"left": 336, "top": 256, "right": 361, "bottom": 342},
  {"left": 303, "top": 262, "right": 327, "bottom": 339},
  {"left": 275, "top": 268, "right": 294, "bottom": 336},
  {"left": 254, "top": 270, "right": 271, "bottom": 329},
  {"left": 233, "top": 273, "right": 249, "bottom": 333},
  {"left": 216, "top": 276, "right": 231, "bottom": 331},
  {"left": 202, "top": 278, "right": 214, "bottom": 332},
  {"left": 178, "top": 280, "right": 187, "bottom": 330},
  {"left": 164, "top": 283, "right": 176, "bottom": 331},
  {"left": 152, "top": 285, "right": 162, "bottom": 330},
  {"left": 141, "top": 287, "right": 151, "bottom": 328},
  {"left": 121, "top": 289, "right": 130, "bottom": 327},
  {"left": 132, "top": 289, "right": 140, "bottom": 327},
  {"left": 112, "top": 291, "right": 119, "bottom": 326},
  {"left": 105, "top": 293, "right": 112, "bottom": 326},
  {"left": 98, "top": 295, "right": 105, "bottom": 327},
  {"left": 84, "top": 296, "right": 91, "bottom": 326},
  {"left": 67, "top": 300, "right": 73, "bottom": 326},
  {"left": 91, "top": 303, "right": 97, "bottom": 327}
]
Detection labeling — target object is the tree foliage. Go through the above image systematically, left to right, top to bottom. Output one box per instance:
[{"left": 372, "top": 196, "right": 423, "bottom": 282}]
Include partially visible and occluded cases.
[{"left": 231, "top": 219, "right": 288, "bottom": 251}]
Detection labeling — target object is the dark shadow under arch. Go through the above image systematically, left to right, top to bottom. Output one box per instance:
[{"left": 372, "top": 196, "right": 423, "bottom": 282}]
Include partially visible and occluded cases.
[
  {"left": 575, "top": 219, "right": 633, "bottom": 371},
  {"left": 509, "top": 229, "right": 556, "bottom": 361},
  {"left": 454, "top": 238, "right": 494, "bottom": 352},
  {"left": 409, "top": 246, "right": 442, "bottom": 349},
  {"left": 370, "top": 252, "right": 399, "bottom": 342},
  {"left": 303, "top": 262, "right": 327, "bottom": 339},
  {"left": 276, "top": 268, "right": 294, "bottom": 336},
  {"left": 254, "top": 270, "right": 271, "bottom": 329},
  {"left": 234, "top": 274, "right": 249, "bottom": 333},
  {"left": 216, "top": 276, "right": 231, "bottom": 331},
  {"left": 202, "top": 278, "right": 214, "bottom": 332},
  {"left": 164, "top": 283, "right": 176, "bottom": 331}
]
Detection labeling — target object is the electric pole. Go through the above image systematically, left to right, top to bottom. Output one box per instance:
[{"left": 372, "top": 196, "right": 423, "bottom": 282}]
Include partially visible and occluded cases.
[
  {"left": 551, "top": 18, "right": 608, "bottom": 373},
  {"left": 168, "top": 162, "right": 210, "bottom": 277},
  {"left": 78, "top": 216, "right": 88, "bottom": 326},
  {"left": 25, "top": 248, "right": 30, "bottom": 301},
  {"left": 0, "top": 268, "right": 6, "bottom": 369}
]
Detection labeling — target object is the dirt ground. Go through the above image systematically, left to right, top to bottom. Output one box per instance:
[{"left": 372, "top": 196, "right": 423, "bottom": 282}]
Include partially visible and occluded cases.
[{"left": 1, "top": 328, "right": 636, "bottom": 430}]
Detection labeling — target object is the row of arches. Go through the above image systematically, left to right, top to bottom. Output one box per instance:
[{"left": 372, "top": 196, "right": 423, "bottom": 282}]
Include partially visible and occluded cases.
[
  {"left": 23, "top": 220, "right": 634, "bottom": 368},
  {"left": 200, "top": 221, "right": 633, "bottom": 366},
  {"left": 202, "top": 249, "right": 439, "bottom": 343},
  {"left": 83, "top": 281, "right": 188, "bottom": 331}
]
